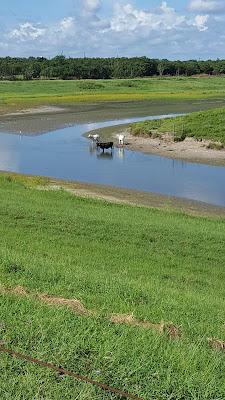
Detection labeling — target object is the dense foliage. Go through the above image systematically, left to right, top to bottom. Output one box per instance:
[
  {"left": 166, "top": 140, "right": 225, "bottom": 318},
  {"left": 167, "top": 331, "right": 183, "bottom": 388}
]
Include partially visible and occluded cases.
[{"left": 1, "top": 55, "right": 225, "bottom": 80}]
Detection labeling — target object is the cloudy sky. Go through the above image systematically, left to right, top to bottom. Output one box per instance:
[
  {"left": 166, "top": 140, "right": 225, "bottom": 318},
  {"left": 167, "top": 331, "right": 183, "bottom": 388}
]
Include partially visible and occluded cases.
[{"left": 0, "top": 0, "right": 225, "bottom": 59}]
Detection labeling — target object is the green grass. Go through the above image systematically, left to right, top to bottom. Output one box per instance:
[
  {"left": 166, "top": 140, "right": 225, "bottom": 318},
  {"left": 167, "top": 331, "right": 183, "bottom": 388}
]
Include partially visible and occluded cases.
[
  {"left": 1, "top": 76, "right": 225, "bottom": 110},
  {"left": 131, "top": 106, "right": 225, "bottom": 145},
  {"left": 0, "top": 174, "right": 225, "bottom": 399}
]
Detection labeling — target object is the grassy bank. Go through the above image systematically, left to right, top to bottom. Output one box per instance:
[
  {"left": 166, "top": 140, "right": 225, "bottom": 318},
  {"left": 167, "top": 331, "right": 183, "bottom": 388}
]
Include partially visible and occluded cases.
[
  {"left": 1, "top": 76, "right": 225, "bottom": 111},
  {"left": 131, "top": 106, "right": 225, "bottom": 145},
  {"left": 0, "top": 174, "right": 225, "bottom": 399}
]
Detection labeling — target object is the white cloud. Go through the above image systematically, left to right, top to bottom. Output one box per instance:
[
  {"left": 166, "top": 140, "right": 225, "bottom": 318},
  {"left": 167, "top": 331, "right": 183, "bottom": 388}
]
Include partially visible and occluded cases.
[
  {"left": 83, "top": 0, "right": 101, "bottom": 13},
  {"left": 189, "top": 0, "right": 225, "bottom": 13},
  {"left": 3, "top": 1, "right": 225, "bottom": 59},
  {"left": 111, "top": 2, "right": 186, "bottom": 32},
  {"left": 193, "top": 15, "right": 209, "bottom": 31},
  {"left": 59, "top": 17, "right": 75, "bottom": 31},
  {"left": 8, "top": 23, "right": 46, "bottom": 41}
]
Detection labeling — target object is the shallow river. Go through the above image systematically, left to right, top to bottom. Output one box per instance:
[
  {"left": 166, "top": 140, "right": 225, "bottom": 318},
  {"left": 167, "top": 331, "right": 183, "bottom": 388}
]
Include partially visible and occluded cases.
[{"left": 0, "top": 114, "right": 225, "bottom": 207}]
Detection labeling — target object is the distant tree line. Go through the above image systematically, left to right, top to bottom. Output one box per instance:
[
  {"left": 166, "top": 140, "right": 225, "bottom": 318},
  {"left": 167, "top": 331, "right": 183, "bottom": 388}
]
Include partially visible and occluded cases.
[{"left": 1, "top": 56, "right": 225, "bottom": 80}]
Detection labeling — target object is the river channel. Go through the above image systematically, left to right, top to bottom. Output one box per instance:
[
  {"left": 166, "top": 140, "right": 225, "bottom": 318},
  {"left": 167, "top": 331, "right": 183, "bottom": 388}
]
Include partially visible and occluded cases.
[{"left": 0, "top": 109, "right": 225, "bottom": 207}]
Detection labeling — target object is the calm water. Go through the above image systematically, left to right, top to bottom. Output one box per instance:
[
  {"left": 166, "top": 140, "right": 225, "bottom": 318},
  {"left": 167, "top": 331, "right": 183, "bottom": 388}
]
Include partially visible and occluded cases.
[{"left": 1, "top": 114, "right": 225, "bottom": 207}]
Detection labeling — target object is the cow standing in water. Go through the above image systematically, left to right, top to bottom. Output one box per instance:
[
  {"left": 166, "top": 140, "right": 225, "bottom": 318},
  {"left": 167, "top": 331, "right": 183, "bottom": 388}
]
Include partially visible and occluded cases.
[{"left": 96, "top": 141, "right": 114, "bottom": 153}]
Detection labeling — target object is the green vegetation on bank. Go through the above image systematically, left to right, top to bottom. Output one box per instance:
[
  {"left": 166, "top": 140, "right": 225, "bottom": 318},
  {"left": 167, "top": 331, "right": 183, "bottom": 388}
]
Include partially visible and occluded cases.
[
  {"left": 1, "top": 76, "right": 225, "bottom": 110},
  {"left": 131, "top": 107, "right": 225, "bottom": 145},
  {"left": 0, "top": 174, "right": 225, "bottom": 399}
]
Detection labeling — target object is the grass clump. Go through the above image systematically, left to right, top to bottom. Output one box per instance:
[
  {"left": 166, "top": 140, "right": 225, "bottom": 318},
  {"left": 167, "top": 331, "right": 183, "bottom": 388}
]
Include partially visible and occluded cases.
[
  {"left": 77, "top": 81, "right": 105, "bottom": 90},
  {"left": 131, "top": 120, "right": 162, "bottom": 137},
  {"left": 174, "top": 131, "right": 187, "bottom": 142},
  {"left": 207, "top": 142, "right": 224, "bottom": 150},
  {"left": 0, "top": 172, "right": 48, "bottom": 188}
]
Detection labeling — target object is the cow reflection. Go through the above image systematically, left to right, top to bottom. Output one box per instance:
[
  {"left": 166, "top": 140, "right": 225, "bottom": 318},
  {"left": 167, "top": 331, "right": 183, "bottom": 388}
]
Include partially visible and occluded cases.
[
  {"left": 89, "top": 143, "right": 97, "bottom": 155},
  {"left": 117, "top": 147, "right": 125, "bottom": 159},
  {"left": 97, "top": 151, "right": 113, "bottom": 160}
]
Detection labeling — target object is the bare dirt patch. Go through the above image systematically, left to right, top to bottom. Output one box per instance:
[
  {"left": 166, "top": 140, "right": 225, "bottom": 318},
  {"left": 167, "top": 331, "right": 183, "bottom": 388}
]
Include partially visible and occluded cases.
[
  {"left": 5, "top": 106, "right": 65, "bottom": 117},
  {"left": 43, "top": 184, "right": 135, "bottom": 206},
  {"left": 1, "top": 283, "right": 181, "bottom": 338},
  {"left": 0, "top": 284, "right": 28, "bottom": 296},
  {"left": 0, "top": 285, "right": 7, "bottom": 294},
  {"left": 11, "top": 285, "right": 28, "bottom": 296},
  {"left": 38, "top": 293, "right": 90, "bottom": 316},
  {"left": 110, "top": 314, "right": 181, "bottom": 339},
  {"left": 164, "top": 323, "right": 181, "bottom": 339},
  {"left": 208, "top": 338, "right": 225, "bottom": 351}
]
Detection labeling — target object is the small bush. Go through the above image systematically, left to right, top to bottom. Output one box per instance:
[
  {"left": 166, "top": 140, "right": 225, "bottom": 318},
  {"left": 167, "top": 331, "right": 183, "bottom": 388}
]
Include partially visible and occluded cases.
[
  {"left": 116, "top": 80, "right": 137, "bottom": 88},
  {"left": 78, "top": 82, "right": 104, "bottom": 90},
  {"left": 131, "top": 120, "right": 162, "bottom": 137},
  {"left": 151, "top": 131, "right": 161, "bottom": 139},
  {"left": 174, "top": 132, "right": 187, "bottom": 142},
  {"left": 207, "top": 142, "right": 224, "bottom": 150},
  {"left": 4, "top": 176, "right": 12, "bottom": 183},
  {"left": 4, "top": 263, "right": 24, "bottom": 274}
]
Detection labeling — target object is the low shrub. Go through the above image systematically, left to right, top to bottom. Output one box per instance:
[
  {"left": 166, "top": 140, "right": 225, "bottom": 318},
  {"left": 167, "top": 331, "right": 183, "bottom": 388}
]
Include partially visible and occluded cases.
[
  {"left": 78, "top": 82, "right": 104, "bottom": 90},
  {"left": 174, "top": 132, "right": 187, "bottom": 142},
  {"left": 207, "top": 142, "right": 224, "bottom": 150}
]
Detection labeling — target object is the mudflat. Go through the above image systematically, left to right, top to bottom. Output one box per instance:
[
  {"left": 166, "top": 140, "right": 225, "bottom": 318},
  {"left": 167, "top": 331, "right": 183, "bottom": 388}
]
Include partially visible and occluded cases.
[{"left": 1, "top": 98, "right": 225, "bottom": 134}]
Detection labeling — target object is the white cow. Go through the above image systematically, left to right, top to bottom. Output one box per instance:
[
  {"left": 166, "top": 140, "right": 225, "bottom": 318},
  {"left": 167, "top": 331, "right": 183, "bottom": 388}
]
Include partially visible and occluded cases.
[
  {"left": 88, "top": 134, "right": 100, "bottom": 142},
  {"left": 117, "top": 134, "right": 125, "bottom": 146}
]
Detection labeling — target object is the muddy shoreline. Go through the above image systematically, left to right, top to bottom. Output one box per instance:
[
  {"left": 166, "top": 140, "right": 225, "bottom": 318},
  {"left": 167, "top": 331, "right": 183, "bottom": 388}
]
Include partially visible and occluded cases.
[
  {"left": 1, "top": 98, "right": 225, "bottom": 135},
  {"left": 123, "top": 131, "right": 225, "bottom": 167},
  {"left": 1, "top": 170, "right": 225, "bottom": 218},
  {"left": 46, "top": 179, "right": 225, "bottom": 218}
]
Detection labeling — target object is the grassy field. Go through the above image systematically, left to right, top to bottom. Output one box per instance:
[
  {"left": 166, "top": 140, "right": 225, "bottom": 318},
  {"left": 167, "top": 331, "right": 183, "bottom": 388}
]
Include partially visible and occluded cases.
[
  {"left": 1, "top": 76, "right": 225, "bottom": 110},
  {"left": 130, "top": 106, "right": 225, "bottom": 146},
  {"left": 0, "top": 174, "right": 225, "bottom": 399}
]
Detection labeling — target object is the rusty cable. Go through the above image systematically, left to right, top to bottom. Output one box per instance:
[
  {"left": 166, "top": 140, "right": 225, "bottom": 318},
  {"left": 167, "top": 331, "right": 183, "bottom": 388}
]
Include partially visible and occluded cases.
[{"left": 0, "top": 346, "right": 143, "bottom": 400}]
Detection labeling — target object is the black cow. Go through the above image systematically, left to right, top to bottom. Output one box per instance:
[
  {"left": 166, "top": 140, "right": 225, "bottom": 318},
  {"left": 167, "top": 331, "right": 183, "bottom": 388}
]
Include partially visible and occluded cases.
[{"left": 96, "top": 141, "right": 114, "bottom": 152}]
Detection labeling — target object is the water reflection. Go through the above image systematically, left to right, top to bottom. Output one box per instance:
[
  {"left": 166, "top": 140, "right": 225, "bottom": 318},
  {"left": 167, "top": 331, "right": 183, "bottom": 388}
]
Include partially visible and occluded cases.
[
  {"left": 0, "top": 136, "right": 19, "bottom": 171},
  {"left": 88, "top": 141, "right": 124, "bottom": 161},
  {"left": 88, "top": 143, "right": 97, "bottom": 155},
  {"left": 117, "top": 147, "right": 125, "bottom": 160},
  {"left": 97, "top": 151, "right": 114, "bottom": 160},
  {"left": 172, "top": 159, "right": 186, "bottom": 169}
]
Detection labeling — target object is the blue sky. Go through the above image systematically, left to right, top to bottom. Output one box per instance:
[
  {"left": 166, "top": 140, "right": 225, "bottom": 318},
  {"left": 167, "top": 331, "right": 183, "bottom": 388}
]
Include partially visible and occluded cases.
[{"left": 0, "top": 1, "right": 225, "bottom": 59}]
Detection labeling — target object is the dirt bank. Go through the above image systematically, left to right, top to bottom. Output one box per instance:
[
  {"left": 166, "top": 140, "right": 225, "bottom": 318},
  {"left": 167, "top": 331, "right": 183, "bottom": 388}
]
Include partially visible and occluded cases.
[{"left": 123, "top": 130, "right": 225, "bottom": 166}]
